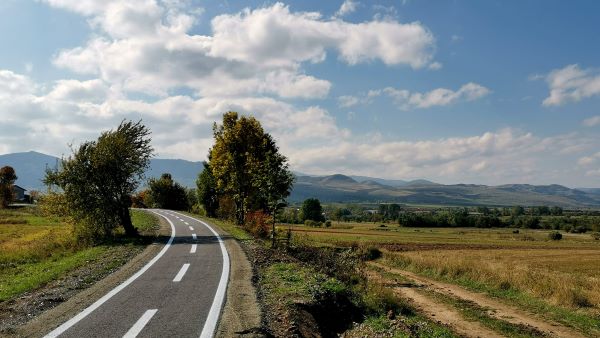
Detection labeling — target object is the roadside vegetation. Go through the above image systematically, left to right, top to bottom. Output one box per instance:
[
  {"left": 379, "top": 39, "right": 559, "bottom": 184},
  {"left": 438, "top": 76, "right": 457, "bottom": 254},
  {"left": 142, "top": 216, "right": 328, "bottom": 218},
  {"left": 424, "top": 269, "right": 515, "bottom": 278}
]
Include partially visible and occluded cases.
[{"left": 0, "top": 207, "right": 159, "bottom": 302}]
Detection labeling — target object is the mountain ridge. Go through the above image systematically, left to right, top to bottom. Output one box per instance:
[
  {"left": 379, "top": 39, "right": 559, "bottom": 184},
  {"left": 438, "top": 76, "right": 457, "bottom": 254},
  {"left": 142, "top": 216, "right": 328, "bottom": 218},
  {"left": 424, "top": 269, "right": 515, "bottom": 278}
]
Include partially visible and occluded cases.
[{"left": 1, "top": 151, "right": 599, "bottom": 207}]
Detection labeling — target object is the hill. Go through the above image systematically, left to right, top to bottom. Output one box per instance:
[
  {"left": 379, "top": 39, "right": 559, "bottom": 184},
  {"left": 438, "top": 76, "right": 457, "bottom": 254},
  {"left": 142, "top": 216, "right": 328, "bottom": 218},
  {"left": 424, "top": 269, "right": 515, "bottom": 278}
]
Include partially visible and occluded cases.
[
  {"left": 0, "top": 151, "right": 203, "bottom": 191},
  {"left": 2, "top": 151, "right": 600, "bottom": 207},
  {"left": 290, "top": 174, "right": 600, "bottom": 208}
]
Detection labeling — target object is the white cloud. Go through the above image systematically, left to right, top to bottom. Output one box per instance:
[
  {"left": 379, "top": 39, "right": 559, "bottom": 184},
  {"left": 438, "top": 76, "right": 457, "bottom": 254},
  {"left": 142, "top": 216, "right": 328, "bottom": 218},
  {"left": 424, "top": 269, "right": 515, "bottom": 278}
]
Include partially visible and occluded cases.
[
  {"left": 335, "top": 0, "right": 358, "bottom": 18},
  {"left": 47, "top": 2, "right": 435, "bottom": 99},
  {"left": 428, "top": 61, "right": 443, "bottom": 70},
  {"left": 543, "top": 64, "right": 600, "bottom": 106},
  {"left": 383, "top": 82, "right": 490, "bottom": 109},
  {"left": 338, "top": 95, "right": 360, "bottom": 108},
  {"left": 583, "top": 115, "right": 600, "bottom": 127},
  {"left": 578, "top": 152, "right": 600, "bottom": 166}
]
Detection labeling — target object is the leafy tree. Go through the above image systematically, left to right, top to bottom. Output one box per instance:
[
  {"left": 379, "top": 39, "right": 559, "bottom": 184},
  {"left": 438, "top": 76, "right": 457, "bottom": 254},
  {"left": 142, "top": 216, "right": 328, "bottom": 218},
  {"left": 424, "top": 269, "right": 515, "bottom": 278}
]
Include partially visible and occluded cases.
[
  {"left": 209, "top": 112, "right": 293, "bottom": 225},
  {"left": 45, "top": 120, "right": 152, "bottom": 240},
  {"left": 196, "top": 162, "right": 219, "bottom": 217},
  {"left": 0, "top": 166, "right": 17, "bottom": 208},
  {"left": 147, "top": 173, "right": 189, "bottom": 210},
  {"left": 301, "top": 198, "right": 324, "bottom": 222},
  {"left": 511, "top": 205, "right": 525, "bottom": 217},
  {"left": 550, "top": 206, "right": 563, "bottom": 216}
]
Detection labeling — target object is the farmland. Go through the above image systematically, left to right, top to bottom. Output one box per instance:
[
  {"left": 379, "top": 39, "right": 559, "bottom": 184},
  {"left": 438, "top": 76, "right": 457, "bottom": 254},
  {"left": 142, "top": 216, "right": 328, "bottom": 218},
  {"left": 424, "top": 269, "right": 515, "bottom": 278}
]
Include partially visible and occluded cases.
[
  {"left": 0, "top": 207, "right": 159, "bottom": 302},
  {"left": 284, "top": 220, "right": 600, "bottom": 336}
]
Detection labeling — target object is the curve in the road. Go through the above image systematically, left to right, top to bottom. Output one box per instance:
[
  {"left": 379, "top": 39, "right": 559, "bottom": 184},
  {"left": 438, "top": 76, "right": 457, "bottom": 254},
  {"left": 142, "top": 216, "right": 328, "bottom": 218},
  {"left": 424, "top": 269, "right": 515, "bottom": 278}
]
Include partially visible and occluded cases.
[{"left": 43, "top": 209, "right": 229, "bottom": 338}]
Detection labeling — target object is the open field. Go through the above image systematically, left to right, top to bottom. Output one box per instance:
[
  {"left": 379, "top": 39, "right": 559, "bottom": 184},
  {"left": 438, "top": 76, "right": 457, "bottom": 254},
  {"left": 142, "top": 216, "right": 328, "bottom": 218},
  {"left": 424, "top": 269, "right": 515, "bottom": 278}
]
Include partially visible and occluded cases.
[
  {"left": 0, "top": 207, "right": 158, "bottom": 302},
  {"left": 284, "top": 221, "right": 600, "bottom": 336},
  {"left": 286, "top": 221, "right": 600, "bottom": 248}
]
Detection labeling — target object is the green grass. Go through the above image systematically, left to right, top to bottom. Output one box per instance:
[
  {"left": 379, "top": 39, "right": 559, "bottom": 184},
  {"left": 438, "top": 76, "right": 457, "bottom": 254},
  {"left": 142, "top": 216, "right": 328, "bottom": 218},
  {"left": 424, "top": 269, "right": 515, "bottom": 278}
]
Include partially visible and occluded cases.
[
  {"left": 0, "top": 207, "right": 160, "bottom": 302},
  {"left": 131, "top": 209, "right": 160, "bottom": 233},
  {"left": 184, "top": 213, "right": 254, "bottom": 241},
  {"left": 386, "top": 257, "right": 600, "bottom": 336},
  {"left": 419, "top": 288, "right": 545, "bottom": 338},
  {"left": 352, "top": 314, "right": 459, "bottom": 338}
]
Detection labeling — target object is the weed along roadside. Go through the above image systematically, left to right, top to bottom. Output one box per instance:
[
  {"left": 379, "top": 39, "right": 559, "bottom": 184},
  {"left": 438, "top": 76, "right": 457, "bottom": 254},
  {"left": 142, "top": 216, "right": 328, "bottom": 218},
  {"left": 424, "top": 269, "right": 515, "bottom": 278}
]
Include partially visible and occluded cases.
[
  {"left": 0, "top": 207, "right": 165, "bottom": 335},
  {"left": 193, "top": 214, "right": 460, "bottom": 337}
]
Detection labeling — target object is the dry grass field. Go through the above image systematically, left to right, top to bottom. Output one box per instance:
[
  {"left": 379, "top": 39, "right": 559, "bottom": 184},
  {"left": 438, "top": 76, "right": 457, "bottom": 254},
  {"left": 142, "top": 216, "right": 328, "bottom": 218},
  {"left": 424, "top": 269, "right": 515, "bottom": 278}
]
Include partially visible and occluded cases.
[
  {"left": 0, "top": 207, "right": 158, "bottom": 301},
  {"left": 285, "top": 221, "right": 600, "bottom": 336}
]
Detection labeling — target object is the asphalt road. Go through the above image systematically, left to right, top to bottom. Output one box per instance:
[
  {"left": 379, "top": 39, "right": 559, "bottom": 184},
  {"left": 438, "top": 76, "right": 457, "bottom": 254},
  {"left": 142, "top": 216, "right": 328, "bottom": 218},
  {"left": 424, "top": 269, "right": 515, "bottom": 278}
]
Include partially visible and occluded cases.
[{"left": 44, "top": 210, "right": 229, "bottom": 338}]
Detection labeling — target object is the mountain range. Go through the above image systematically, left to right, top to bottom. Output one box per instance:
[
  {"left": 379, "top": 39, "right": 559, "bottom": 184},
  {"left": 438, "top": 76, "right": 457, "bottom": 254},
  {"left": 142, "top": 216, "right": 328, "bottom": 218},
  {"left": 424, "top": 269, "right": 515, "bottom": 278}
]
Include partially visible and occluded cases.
[{"left": 1, "top": 151, "right": 600, "bottom": 208}]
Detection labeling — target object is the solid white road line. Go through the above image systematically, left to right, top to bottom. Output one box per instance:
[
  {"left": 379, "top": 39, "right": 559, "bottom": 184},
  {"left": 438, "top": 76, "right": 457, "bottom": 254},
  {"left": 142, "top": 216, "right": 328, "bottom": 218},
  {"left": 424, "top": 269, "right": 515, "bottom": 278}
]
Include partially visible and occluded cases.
[
  {"left": 44, "top": 210, "right": 176, "bottom": 338},
  {"left": 169, "top": 211, "right": 230, "bottom": 338},
  {"left": 189, "top": 226, "right": 194, "bottom": 231},
  {"left": 192, "top": 233, "right": 197, "bottom": 240},
  {"left": 190, "top": 244, "right": 197, "bottom": 253},
  {"left": 173, "top": 263, "right": 190, "bottom": 282},
  {"left": 123, "top": 309, "right": 158, "bottom": 338}
]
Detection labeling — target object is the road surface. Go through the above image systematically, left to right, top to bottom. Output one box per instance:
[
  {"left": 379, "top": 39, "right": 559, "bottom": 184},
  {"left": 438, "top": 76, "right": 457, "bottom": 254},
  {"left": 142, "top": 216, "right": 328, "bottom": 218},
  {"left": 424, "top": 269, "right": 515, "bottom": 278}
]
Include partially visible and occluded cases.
[{"left": 44, "top": 210, "right": 229, "bottom": 338}]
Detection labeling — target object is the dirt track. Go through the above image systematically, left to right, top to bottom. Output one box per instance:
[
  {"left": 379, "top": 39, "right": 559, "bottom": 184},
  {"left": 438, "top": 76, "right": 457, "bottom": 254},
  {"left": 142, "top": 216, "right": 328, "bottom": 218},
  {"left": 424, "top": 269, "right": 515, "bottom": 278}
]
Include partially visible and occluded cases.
[{"left": 370, "top": 262, "right": 586, "bottom": 338}]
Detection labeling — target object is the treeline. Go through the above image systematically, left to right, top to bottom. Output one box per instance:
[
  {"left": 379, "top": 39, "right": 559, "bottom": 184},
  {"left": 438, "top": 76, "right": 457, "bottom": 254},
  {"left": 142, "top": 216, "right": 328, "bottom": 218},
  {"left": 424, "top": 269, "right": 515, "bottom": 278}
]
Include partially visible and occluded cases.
[{"left": 280, "top": 201, "right": 600, "bottom": 233}]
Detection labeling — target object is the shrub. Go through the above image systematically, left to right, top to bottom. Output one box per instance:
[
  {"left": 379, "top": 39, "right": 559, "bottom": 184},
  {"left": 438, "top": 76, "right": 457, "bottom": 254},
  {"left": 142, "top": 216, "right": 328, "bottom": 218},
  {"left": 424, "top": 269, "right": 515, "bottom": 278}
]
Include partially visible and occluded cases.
[
  {"left": 244, "top": 211, "right": 271, "bottom": 238},
  {"left": 304, "top": 220, "right": 319, "bottom": 227},
  {"left": 324, "top": 220, "right": 332, "bottom": 227},
  {"left": 573, "top": 225, "right": 587, "bottom": 234},
  {"left": 548, "top": 231, "right": 562, "bottom": 240},
  {"left": 591, "top": 232, "right": 600, "bottom": 240},
  {"left": 359, "top": 246, "right": 382, "bottom": 261}
]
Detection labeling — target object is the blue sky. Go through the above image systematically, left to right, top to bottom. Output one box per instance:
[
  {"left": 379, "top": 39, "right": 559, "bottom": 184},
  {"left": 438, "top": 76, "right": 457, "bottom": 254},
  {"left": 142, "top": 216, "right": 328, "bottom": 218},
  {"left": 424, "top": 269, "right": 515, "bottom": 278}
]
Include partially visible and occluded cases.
[{"left": 0, "top": 0, "right": 599, "bottom": 187}]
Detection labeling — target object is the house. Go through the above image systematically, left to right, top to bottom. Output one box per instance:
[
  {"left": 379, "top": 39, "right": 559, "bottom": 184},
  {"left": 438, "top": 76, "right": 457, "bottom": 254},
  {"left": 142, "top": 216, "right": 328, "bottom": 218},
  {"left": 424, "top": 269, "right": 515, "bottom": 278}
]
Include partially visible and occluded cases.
[{"left": 12, "top": 185, "right": 26, "bottom": 201}]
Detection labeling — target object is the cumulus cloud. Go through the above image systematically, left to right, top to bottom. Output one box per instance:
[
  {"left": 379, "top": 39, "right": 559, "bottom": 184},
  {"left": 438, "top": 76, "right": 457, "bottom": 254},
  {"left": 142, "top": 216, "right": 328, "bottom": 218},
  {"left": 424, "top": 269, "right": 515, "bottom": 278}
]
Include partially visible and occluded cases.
[
  {"left": 334, "top": 0, "right": 358, "bottom": 18},
  {"left": 47, "top": 1, "right": 435, "bottom": 99},
  {"left": 543, "top": 64, "right": 600, "bottom": 106},
  {"left": 383, "top": 82, "right": 490, "bottom": 109},
  {"left": 337, "top": 95, "right": 360, "bottom": 107}
]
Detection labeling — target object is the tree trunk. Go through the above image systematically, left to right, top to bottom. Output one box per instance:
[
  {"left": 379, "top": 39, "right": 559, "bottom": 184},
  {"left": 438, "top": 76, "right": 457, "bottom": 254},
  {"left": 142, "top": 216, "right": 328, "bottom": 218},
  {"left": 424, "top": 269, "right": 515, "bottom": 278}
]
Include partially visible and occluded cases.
[
  {"left": 235, "top": 197, "right": 245, "bottom": 225},
  {"left": 119, "top": 207, "right": 138, "bottom": 236}
]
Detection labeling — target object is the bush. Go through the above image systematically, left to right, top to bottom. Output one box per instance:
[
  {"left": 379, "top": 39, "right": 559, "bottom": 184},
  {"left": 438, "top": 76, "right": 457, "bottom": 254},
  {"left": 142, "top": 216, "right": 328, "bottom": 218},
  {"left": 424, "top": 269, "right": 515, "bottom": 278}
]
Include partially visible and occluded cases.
[
  {"left": 244, "top": 211, "right": 271, "bottom": 238},
  {"left": 304, "top": 219, "right": 319, "bottom": 227},
  {"left": 324, "top": 220, "right": 332, "bottom": 227},
  {"left": 573, "top": 225, "right": 587, "bottom": 234},
  {"left": 548, "top": 231, "right": 563, "bottom": 240},
  {"left": 591, "top": 232, "right": 600, "bottom": 240},
  {"left": 359, "top": 246, "right": 382, "bottom": 261}
]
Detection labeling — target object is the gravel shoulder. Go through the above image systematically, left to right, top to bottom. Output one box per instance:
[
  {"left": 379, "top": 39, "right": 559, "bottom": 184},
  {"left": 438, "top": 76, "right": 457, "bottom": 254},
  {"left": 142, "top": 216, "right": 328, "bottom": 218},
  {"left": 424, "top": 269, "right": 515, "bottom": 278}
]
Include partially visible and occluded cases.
[{"left": 183, "top": 215, "right": 263, "bottom": 338}]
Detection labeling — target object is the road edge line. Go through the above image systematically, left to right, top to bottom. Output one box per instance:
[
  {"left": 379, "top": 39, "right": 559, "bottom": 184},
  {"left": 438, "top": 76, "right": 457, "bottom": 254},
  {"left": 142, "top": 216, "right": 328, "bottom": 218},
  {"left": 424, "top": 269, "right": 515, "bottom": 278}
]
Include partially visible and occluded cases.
[
  {"left": 43, "top": 209, "right": 176, "bottom": 338},
  {"left": 171, "top": 211, "right": 230, "bottom": 338}
]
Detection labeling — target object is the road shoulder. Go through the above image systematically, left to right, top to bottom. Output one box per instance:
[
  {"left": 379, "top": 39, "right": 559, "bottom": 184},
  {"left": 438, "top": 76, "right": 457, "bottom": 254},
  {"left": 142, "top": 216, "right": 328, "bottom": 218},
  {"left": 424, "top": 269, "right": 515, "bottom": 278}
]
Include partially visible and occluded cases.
[{"left": 186, "top": 216, "right": 263, "bottom": 338}]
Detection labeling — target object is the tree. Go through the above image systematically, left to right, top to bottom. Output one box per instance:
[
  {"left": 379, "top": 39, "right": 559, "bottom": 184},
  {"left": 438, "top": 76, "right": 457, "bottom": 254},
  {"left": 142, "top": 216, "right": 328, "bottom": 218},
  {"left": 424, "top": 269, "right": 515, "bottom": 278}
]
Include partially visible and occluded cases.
[
  {"left": 209, "top": 112, "right": 293, "bottom": 225},
  {"left": 45, "top": 120, "right": 153, "bottom": 239},
  {"left": 251, "top": 134, "right": 295, "bottom": 244},
  {"left": 196, "top": 162, "right": 219, "bottom": 217},
  {"left": 0, "top": 166, "right": 17, "bottom": 208},
  {"left": 147, "top": 173, "right": 189, "bottom": 210},
  {"left": 301, "top": 198, "right": 324, "bottom": 222}
]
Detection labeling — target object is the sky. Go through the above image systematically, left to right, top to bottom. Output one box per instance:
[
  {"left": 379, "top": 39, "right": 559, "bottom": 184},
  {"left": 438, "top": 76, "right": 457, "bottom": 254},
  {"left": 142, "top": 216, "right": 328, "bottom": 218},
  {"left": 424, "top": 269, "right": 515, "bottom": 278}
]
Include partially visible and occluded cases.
[{"left": 1, "top": 0, "right": 600, "bottom": 187}]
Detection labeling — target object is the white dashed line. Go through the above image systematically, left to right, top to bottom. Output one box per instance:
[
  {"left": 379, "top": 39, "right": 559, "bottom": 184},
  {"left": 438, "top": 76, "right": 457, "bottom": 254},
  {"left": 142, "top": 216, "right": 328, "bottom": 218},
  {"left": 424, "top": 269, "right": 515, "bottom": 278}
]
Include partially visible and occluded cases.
[
  {"left": 189, "top": 226, "right": 194, "bottom": 231},
  {"left": 192, "top": 233, "right": 197, "bottom": 240},
  {"left": 190, "top": 244, "right": 197, "bottom": 253},
  {"left": 173, "top": 263, "right": 190, "bottom": 282},
  {"left": 123, "top": 309, "right": 157, "bottom": 338}
]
